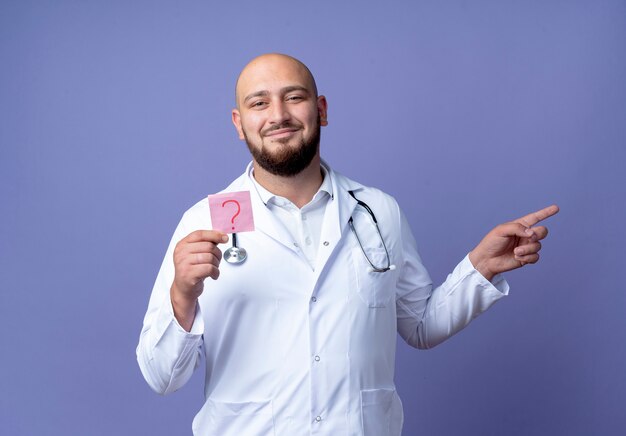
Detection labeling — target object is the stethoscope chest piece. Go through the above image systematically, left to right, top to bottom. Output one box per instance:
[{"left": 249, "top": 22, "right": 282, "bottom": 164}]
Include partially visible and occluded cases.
[
  {"left": 224, "top": 233, "right": 247, "bottom": 264},
  {"left": 224, "top": 246, "right": 247, "bottom": 264}
]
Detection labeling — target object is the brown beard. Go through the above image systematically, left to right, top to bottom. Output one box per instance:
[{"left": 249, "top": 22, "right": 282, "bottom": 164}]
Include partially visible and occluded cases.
[{"left": 244, "top": 117, "right": 321, "bottom": 177}]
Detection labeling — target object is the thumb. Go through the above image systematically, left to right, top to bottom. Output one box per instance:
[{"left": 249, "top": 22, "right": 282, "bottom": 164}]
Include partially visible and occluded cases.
[{"left": 495, "top": 222, "right": 535, "bottom": 239}]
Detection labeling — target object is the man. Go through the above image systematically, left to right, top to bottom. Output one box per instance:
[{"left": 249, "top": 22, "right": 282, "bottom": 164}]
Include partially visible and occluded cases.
[{"left": 137, "top": 53, "right": 558, "bottom": 435}]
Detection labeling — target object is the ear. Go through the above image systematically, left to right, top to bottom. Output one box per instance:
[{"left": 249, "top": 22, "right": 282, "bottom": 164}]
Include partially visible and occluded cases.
[
  {"left": 317, "top": 95, "right": 328, "bottom": 126},
  {"left": 232, "top": 108, "right": 245, "bottom": 140}
]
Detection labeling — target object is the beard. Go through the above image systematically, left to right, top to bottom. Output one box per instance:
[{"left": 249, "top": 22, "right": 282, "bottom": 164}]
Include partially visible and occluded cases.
[{"left": 244, "top": 117, "right": 321, "bottom": 177}]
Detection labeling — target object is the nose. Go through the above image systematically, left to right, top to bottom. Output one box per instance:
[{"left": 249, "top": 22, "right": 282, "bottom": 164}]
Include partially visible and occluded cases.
[{"left": 268, "top": 100, "right": 291, "bottom": 125}]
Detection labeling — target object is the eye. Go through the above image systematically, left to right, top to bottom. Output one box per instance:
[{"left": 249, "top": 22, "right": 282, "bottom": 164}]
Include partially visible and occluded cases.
[
  {"left": 286, "top": 95, "right": 304, "bottom": 102},
  {"left": 250, "top": 100, "right": 268, "bottom": 109}
]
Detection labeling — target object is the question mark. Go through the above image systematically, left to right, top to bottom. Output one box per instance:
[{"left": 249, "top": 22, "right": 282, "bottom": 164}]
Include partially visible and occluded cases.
[{"left": 221, "top": 200, "right": 241, "bottom": 231}]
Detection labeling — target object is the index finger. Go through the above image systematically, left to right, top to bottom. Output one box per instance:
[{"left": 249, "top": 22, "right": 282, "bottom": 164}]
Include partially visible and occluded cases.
[
  {"left": 514, "top": 204, "right": 560, "bottom": 227},
  {"left": 183, "top": 229, "right": 229, "bottom": 244}
]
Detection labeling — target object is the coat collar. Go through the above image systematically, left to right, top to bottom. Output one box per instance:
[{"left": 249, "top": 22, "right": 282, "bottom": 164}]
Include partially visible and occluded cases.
[{"left": 219, "top": 161, "right": 363, "bottom": 256}]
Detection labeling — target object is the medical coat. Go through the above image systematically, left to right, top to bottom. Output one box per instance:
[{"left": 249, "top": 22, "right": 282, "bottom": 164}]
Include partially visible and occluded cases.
[{"left": 137, "top": 163, "right": 509, "bottom": 435}]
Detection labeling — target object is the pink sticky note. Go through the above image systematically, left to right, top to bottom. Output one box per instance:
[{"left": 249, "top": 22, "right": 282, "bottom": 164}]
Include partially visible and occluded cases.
[{"left": 208, "top": 191, "right": 255, "bottom": 233}]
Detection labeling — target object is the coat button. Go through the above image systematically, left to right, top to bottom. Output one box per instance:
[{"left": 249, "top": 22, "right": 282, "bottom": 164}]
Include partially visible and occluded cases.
[{"left": 323, "top": 241, "right": 329, "bottom": 246}]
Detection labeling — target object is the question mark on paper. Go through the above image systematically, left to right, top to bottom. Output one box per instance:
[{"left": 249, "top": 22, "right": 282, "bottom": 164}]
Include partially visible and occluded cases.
[{"left": 221, "top": 200, "right": 241, "bottom": 231}]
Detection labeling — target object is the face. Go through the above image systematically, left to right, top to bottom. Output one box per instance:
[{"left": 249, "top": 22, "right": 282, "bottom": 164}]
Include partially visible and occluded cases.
[{"left": 232, "top": 55, "right": 328, "bottom": 177}]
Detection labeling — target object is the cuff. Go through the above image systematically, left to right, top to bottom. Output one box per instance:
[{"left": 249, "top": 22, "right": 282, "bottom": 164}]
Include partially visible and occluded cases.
[
  {"left": 460, "top": 253, "right": 510, "bottom": 296},
  {"left": 148, "top": 294, "right": 204, "bottom": 357}
]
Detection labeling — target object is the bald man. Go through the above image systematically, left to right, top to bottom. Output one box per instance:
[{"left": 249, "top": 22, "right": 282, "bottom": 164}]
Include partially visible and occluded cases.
[{"left": 137, "top": 53, "right": 558, "bottom": 435}]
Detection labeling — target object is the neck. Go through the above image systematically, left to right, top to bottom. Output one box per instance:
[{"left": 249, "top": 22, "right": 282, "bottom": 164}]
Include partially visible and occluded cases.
[{"left": 253, "top": 156, "right": 323, "bottom": 208}]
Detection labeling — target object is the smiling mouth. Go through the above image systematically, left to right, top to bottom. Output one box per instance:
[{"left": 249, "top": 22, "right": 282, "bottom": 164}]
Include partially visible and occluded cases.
[{"left": 264, "top": 128, "right": 300, "bottom": 138}]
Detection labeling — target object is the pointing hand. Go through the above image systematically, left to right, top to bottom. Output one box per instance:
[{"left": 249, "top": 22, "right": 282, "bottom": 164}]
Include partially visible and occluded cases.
[{"left": 468, "top": 205, "right": 560, "bottom": 281}]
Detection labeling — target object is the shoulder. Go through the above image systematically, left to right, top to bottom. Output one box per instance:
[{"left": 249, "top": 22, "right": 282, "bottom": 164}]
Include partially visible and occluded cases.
[{"left": 332, "top": 167, "right": 401, "bottom": 214}]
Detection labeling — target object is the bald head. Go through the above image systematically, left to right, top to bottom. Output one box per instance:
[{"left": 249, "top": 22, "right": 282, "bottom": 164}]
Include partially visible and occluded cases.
[{"left": 235, "top": 53, "right": 318, "bottom": 109}]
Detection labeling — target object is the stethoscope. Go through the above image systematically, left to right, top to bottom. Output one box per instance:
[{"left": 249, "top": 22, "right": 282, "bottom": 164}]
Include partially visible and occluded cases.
[
  {"left": 224, "top": 191, "right": 394, "bottom": 273},
  {"left": 347, "top": 191, "right": 395, "bottom": 273},
  {"left": 224, "top": 233, "right": 247, "bottom": 264}
]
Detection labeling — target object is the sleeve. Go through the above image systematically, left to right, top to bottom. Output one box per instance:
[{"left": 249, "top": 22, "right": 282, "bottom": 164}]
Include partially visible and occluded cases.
[
  {"left": 395, "top": 207, "right": 509, "bottom": 349},
  {"left": 136, "top": 215, "right": 205, "bottom": 395}
]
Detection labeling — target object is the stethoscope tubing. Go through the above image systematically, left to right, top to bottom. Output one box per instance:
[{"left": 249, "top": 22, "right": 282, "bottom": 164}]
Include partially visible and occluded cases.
[{"left": 223, "top": 192, "right": 394, "bottom": 271}]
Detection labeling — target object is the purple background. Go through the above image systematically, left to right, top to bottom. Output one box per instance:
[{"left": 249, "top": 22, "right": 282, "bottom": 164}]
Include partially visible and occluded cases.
[{"left": 2, "top": 1, "right": 625, "bottom": 435}]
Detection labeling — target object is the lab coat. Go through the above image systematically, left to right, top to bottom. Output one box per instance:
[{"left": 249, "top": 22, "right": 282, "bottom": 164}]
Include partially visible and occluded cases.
[{"left": 137, "top": 163, "right": 509, "bottom": 436}]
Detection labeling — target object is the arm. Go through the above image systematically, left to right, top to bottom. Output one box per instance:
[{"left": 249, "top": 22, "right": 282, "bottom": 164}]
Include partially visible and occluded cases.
[
  {"left": 396, "top": 205, "right": 558, "bottom": 349},
  {"left": 136, "top": 217, "right": 226, "bottom": 395}
]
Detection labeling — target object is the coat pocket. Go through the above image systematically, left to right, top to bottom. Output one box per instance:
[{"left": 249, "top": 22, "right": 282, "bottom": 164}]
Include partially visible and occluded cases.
[
  {"left": 352, "top": 247, "right": 396, "bottom": 308},
  {"left": 360, "top": 388, "right": 402, "bottom": 436},
  {"left": 192, "top": 398, "right": 275, "bottom": 436}
]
